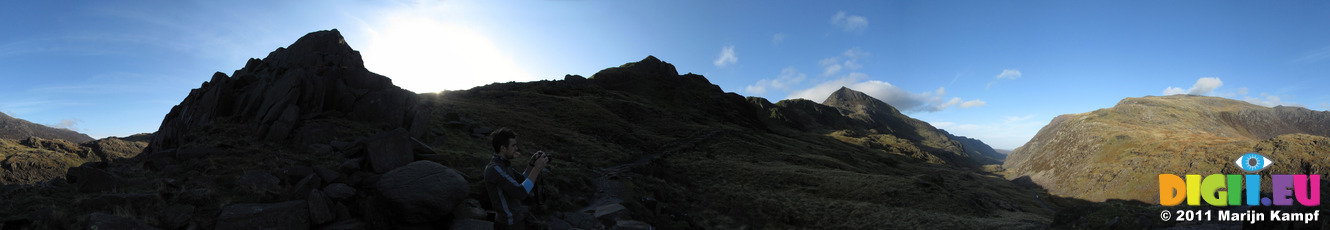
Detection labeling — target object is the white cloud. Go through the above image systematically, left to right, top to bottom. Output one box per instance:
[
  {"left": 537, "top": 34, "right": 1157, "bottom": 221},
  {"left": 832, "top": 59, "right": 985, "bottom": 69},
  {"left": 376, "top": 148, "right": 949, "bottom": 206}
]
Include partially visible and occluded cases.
[
  {"left": 831, "top": 11, "right": 869, "bottom": 33},
  {"left": 772, "top": 33, "right": 788, "bottom": 44},
  {"left": 714, "top": 45, "right": 738, "bottom": 67},
  {"left": 820, "top": 47, "right": 869, "bottom": 77},
  {"left": 744, "top": 67, "right": 807, "bottom": 95},
  {"left": 986, "top": 69, "right": 1021, "bottom": 89},
  {"left": 995, "top": 69, "right": 1022, "bottom": 79},
  {"left": 787, "top": 73, "right": 983, "bottom": 112},
  {"left": 1162, "top": 77, "right": 1222, "bottom": 96},
  {"left": 1188, "top": 77, "right": 1223, "bottom": 95},
  {"left": 1163, "top": 87, "right": 1187, "bottom": 95},
  {"left": 1237, "top": 87, "right": 1249, "bottom": 95},
  {"left": 1242, "top": 93, "right": 1303, "bottom": 107},
  {"left": 959, "top": 99, "right": 987, "bottom": 108},
  {"left": 1322, "top": 102, "right": 1329, "bottom": 110},
  {"left": 47, "top": 118, "right": 84, "bottom": 132}
]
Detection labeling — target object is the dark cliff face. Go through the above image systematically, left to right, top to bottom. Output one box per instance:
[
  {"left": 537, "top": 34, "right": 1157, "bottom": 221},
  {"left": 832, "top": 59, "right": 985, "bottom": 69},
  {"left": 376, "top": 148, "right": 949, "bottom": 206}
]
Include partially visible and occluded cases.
[
  {"left": 147, "top": 29, "right": 428, "bottom": 153},
  {"left": 1004, "top": 95, "right": 1330, "bottom": 202},
  {"left": 0, "top": 112, "right": 94, "bottom": 142}
]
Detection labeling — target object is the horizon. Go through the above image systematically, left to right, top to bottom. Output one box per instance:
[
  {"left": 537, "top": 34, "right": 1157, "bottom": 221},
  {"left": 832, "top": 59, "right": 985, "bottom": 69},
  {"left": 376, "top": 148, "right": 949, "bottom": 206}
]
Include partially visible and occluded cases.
[{"left": 2, "top": 1, "right": 1329, "bottom": 149}]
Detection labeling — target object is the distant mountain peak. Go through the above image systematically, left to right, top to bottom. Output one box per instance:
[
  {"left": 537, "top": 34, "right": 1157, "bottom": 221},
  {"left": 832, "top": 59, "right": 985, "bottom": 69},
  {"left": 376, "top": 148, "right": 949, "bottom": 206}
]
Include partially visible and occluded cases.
[
  {"left": 822, "top": 87, "right": 901, "bottom": 115},
  {"left": 0, "top": 111, "right": 94, "bottom": 142}
]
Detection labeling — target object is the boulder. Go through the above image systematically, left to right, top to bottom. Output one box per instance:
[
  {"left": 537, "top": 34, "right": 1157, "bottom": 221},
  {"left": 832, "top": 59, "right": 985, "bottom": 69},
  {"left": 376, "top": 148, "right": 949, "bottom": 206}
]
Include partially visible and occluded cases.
[
  {"left": 365, "top": 128, "right": 412, "bottom": 173},
  {"left": 374, "top": 161, "right": 470, "bottom": 223},
  {"left": 65, "top": 166, "right": 127, "bottom": 193},
  {"left": 314, "top": 166, "right": 341, "bottom": 183},
  {"left": 238, "top": 171, "right": 281, "bottom": 192},
  {"left": 292, "top": 174, "right": 323, "bottom": 199},
  {"left": 324, "top": 183, "right": 357, "bottom": 200},
  {"left": 309, "top": 190, "right": 334, "bottom": 225},
  {"left": 451, "top": 198, "right": 487, "bottom": 220},
  {"left": 215, "top": 200, "right": 310, "bottom": 230},
  {"left": 156, "top": 204, "right": 195, "bottom": 230},
  {"left": 594, "top": 204, "right": 628, "bottom": 227},
  {"left": 86, "top": 213, "right": 159, "bottom": 230},
  {"left": 449, "top": 218, "right": 494, "bottom": 230},
  {"left": 319, "top": 219, "right": 367, "bottom": 230},
  {"left": 611, "top": 220, "right": 653, "bottom": 230}
]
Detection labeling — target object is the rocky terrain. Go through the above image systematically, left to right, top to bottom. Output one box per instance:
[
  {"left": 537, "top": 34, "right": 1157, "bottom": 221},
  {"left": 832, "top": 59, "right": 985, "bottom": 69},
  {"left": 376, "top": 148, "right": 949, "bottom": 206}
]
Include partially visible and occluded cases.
[
  {"left": 0, "top": 29, "right": 1240, "bottom": 229},
  {"left": 1005, "top": 95, "right": 1330, "bottom": 203},
  {"left": 0, "top": 112, "right": 94, "bottom": 142}
]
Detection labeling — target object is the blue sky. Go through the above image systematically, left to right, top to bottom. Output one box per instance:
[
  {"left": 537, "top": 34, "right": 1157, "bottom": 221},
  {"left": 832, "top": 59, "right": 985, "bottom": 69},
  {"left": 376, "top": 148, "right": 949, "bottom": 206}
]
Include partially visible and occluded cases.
[{"left": 2, "top": 1, "right": 1328, "bottom": 149}]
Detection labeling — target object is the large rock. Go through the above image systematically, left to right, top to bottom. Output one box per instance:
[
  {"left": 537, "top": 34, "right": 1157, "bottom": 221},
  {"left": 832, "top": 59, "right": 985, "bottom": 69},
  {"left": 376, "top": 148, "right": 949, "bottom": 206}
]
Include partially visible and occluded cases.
[
  {"left": 145, "top": 29, "right": 427, "bottom": 154},
  {"left": 365, "top": 128, "right": 413, "bottom": 173},
  {"left": 374, "top": 161, "right": 470, "bottom": 223},
  {"left": 66, "top": 166, "right": 129, "bottom": 193},
  {"left": 215, "top": 201, "right": 310, "bottom": 230},
  {"left": 86, "top": 213, "right": 159, "bottom": 230}
]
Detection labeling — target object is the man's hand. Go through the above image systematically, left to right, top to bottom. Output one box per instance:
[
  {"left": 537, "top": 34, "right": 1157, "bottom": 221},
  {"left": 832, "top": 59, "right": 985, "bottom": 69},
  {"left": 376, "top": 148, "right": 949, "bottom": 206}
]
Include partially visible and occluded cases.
[{"left": 532, "top": 151, "right": 550, "bottom": 169}]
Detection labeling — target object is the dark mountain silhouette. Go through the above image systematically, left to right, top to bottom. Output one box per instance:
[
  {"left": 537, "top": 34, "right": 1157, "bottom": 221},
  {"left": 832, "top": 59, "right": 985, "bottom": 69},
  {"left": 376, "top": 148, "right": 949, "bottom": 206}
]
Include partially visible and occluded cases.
[
  {"left": 0, "top": 29, "right": 1168, "bottom": 229},
  {"left": 1005, "top": 95, "right": 1330, "bottom": 203},
  {"left": 0, "top": 112, "right": 94, "bottom": 142}
]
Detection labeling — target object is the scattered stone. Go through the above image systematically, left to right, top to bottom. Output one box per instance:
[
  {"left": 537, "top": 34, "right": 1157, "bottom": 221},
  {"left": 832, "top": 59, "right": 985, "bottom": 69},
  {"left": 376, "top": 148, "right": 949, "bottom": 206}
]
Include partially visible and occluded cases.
[
  {"left": 471, "top": 127, "right": 494, "bottom": 138},
  {"left": 365, "top": 128, "right": 412, "bottom": 173},
  {"left": 330, "top": 140, "right": 356, "bottom": 152},
  {"left": 308, "top": 143, "right": 333, "bottom": 155},
  {"left": 340, "top": 158, "right": 363, "bottom": 172},
  {"left": 375, "top": 161, "right": 470, "bottom": 223},
  {"left": 281, "top": 165, "right": 315, "bottom": 183},
  {"left": 65, "top": 166, "right": 126, "bottom": 192},
  {"left": 314, "top": 166, "right": 341, "bottom": 183},
  {"left": 239, "top": 171, "right": 281, "bottom": 192},
  {"left": 293, "top": 174, "right": 323, "bottom": 199},
  {"left": 324, "top": 183, "right": 357, "bottom": 200},
  {"left": 176, "top": 188, "right": 212, "bottom": 206},
  {"left": 309, "top": 190, "right": 335, "bottom": 225},
  {"left": 81, "top": 193, "right": 161, "bottom": 211},
  {"left": 451, "top": 198, "right": 487, "bottom": 220},
  {"left": 215, "top": 200, "right": 310, "bottom": 230},
  {"left": 157, "top": 204, "right": 195, "bottom": 230},
  {"left": 594, "top": 204, "right": 628, "bottom": 227},
  {"left": 86, "top": 213, "right": 160, "bottom": 230},
  {"left": 319, "top": 218, "right": 367, "bottom": 230},
  {"left": 449, "top": 218, "right": 494, "bottom": 230},
  {"left": 611, "top": 220, "right": 652, "bottom": 230}
]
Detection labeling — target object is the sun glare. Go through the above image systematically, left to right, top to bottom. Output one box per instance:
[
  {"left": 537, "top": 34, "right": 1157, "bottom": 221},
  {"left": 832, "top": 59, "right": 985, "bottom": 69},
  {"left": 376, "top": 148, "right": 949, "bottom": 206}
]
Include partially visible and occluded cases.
[{"left": 361, "top": 13, "right": 533, "bottom": 93}]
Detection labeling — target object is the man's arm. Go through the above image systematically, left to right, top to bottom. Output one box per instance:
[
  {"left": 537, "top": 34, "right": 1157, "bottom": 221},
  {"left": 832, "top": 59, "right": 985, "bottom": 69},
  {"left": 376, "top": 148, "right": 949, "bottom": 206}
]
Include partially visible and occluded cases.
[{"left": 486, "top": 165, "right": 536, "bottom": 197}]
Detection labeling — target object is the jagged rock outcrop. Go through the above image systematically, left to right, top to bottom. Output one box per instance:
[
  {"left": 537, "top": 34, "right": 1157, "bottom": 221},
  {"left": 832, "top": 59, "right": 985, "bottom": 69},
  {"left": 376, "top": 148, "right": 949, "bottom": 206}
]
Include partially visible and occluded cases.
[
  {"left": 146, "top": 29, "right": 428, "bottom": 153},
  {"left": 588, "top": 56, "right": 763, "bottom": 129},
  {"left": 1005, "top": 95, "right": 1330, "bottom": 202},
  {"left": 0, "top": 112, "right": 93, "bottom": 142}
]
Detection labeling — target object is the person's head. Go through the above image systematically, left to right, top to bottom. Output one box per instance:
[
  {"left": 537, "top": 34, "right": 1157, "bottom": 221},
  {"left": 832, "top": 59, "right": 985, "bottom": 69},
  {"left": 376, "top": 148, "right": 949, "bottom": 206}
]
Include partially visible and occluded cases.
[{"left": 490, "top": 127, "right": 519, "bottom": 158}]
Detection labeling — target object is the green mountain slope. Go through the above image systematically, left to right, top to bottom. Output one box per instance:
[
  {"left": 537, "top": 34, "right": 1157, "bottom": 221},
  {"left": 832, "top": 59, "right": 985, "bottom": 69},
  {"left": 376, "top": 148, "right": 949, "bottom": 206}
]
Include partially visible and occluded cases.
[{"left": 1005, "top": 95, "right": 1330, "bottom": 203}]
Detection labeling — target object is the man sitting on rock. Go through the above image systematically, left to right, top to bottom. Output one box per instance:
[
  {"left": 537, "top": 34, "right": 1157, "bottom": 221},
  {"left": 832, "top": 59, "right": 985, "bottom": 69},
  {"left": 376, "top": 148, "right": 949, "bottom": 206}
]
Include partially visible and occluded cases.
[{"left": 485, "top": 127, "right": 550, "bottom": 230}]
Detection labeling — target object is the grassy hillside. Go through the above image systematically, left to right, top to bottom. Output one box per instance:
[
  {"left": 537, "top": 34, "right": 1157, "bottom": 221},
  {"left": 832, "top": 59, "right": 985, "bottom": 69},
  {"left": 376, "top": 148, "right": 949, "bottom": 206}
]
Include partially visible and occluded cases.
[{"left": 1005, "top": 95, "right": 1330, "bottom": 203}]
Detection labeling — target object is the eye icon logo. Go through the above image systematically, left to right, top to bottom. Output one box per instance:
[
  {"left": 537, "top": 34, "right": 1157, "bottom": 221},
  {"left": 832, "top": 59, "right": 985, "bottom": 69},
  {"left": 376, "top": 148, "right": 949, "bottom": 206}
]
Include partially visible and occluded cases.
[{"left": 1235, "top": 153, "right": 1274, "bottom": 172}]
